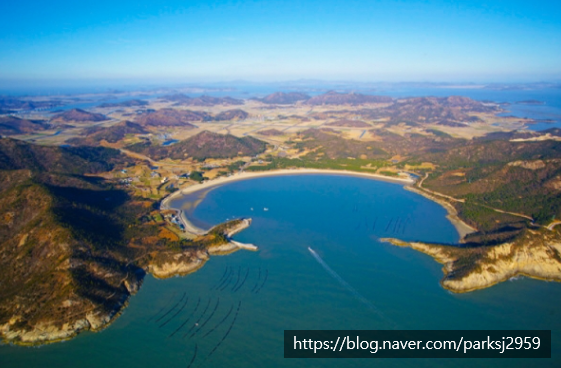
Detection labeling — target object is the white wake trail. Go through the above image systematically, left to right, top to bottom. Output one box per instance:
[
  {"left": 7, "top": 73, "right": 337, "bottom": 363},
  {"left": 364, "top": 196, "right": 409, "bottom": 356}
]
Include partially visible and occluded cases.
[{"left": 308, "top": 247, "right": 394, "bottom": 324}]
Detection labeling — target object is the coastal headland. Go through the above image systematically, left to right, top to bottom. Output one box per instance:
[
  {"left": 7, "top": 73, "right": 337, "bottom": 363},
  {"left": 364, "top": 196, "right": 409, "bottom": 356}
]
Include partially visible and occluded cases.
[{"left": 382, "top": 228, "right": 561, "bottom": 293}]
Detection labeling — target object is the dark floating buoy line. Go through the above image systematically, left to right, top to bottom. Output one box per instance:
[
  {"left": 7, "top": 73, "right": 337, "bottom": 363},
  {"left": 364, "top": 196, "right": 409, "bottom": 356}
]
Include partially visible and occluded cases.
[
  {"left": 348, "top": 199, "right": 417, "bottom": 237},
  {"left": 346, "top": 212, "right": 411, "bottom": 235},
  {"left": 380, "top": 216, "right": 410, "bottom": 235},
  {"left": 385, "top": 217, "right": 394, "bottom": 232},
  {"left": 393, "top": 217, "right": 401, "bottom": 233},
  {"left": 152, "top": 263, "right": 270, "bottom": 367},
  {"left": 213, "top": 266, "right": 268, "bottom": 294},
  {"left": 228, "top": 266, "right": 242, "bottom": 292},
  {"left": 212, "top": 267, "right": 230, "bottom": 290},
  {"left": 232, "top": 267, "right": 250, "bottom": 292},
  {"left": 213, "top": 268, "right": 233, "bottom": 291},
  {"left": 217, "top": 268, "right": 235, "bottom": 291},
  {"left": 250, "top": 268, "right": 261, "bottom": 293},
  {"left": 254, "top": 269, "right": 268, "bottom": 294},
  {"left": 147, "top": 291, "right": 177, "bottom": 322},
  {"left": 155, "top": 292, "right": 186, "bottom": 323},
  {"left": 159, "top": 296, "right": 189, "bottom": 328},
  {"left": 168, "top": 297, "right": 201, "bottom": 338},
  {"left": 183, "top": 298, "right": 212, "bottom": 338},
  {"left": 189, "top": 298, "right": 220, "bottom": 339},
  {"left": 184, "top": 301, "right": 242, "bottom": 368},
  {"left": 201, "top": 301, "right": 242, "bottom": 365},
  {"left": 201, "top": 303, "right": 234, "bottom": 339},
  {"left": 186, "top": 344, "right": 197, "bottom": 368}
]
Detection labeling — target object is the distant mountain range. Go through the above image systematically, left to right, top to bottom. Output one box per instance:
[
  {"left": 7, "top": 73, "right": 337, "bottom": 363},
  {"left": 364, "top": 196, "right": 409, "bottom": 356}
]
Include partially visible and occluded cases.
[
  {"left": 253, "top": 91, "right": 392, "bottom": 105},
  {"left": 306, "top": 91, "right": 393, "bottom": 105},
  {"left": 254, "top": 92, "right": 310, "bottom": 104},
  {"left": 161, "top": 94, "right": 243, "bottom": 106},
  {"left": 0, "top": 97, "right": 62, "bottom": 111},
  {"left": 98, "top": 99, "right": 149, "bottom": 108}
]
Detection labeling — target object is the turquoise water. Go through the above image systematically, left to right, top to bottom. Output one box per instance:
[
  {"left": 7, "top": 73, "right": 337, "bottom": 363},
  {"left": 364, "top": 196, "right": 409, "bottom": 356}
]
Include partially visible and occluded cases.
[{"left": 1, "top": 174, "right": 560, "bottom": 367}]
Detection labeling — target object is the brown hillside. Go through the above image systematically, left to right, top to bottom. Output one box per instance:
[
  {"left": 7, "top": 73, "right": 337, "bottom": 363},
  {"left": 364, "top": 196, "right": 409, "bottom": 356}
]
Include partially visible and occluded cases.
[
  {"left": 307, "top": 91, "right": 393, "bottom": 105},
  {"left": 258, "top": 92, "right": 310, "bottom": 104},
  {"left": 134, "top": 108, "right": 206, "bottom": 127},
  {"left": 51, "top": 109, "right": 107, "bottom": 123},
  {"left": 214, "top": 109, "right": 249, "bottom": 121},
  {"left": 0, "top": 116, "right": 49, "bottom": 135},
  {"left": 326, "top": 119, "right": 371, "bottom": 127},
  {"left": 67, "top": 121, "right": 148, "bottom": 146},
  {"left": 257, "top": 129, "right": 284, "bottom": 136},
  {"left": 130, "top": 130, "right": 267, "bottom": 161}
]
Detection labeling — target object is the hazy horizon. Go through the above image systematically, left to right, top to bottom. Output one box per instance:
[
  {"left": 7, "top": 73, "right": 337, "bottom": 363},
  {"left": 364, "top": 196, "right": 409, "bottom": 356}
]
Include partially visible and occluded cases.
[
  {"left": 2, "top": 0, "right": 560, "bottom": 85},
  {"left": 1, "top": 78, "right": 560, "bottom": 97}
]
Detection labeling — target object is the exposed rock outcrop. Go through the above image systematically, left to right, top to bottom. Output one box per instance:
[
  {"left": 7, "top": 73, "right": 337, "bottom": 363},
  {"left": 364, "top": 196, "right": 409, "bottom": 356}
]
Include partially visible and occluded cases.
[{"left": 382, "top": 228, "right": 561, "bottom": 293}]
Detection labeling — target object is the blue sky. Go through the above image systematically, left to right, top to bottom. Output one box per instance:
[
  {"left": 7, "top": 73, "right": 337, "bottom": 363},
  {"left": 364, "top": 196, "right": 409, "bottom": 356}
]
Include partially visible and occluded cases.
[{"left": 0, "top": 0, "right": 560, "bottom": 83}]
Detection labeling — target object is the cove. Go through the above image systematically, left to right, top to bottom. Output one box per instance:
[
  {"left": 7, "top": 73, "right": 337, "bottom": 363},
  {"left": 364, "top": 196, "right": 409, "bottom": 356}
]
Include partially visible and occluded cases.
[{"left": 1, "top": 174, "right": 560, "bottom": 368}]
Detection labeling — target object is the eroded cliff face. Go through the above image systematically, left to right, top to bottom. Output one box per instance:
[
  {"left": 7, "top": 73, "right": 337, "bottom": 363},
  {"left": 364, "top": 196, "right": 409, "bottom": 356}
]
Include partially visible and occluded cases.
[
  {"left": 382, "top": 228, "right": 561, "bottom": 293},
  {"left": 149, "top": 250, "right": 209, "bottom": 279},
  {"left": 0, "top": 275, "right": 141, "bottom": 345},
  {"left": 1, "top": 319, "right": 91, "bottom": 345}
]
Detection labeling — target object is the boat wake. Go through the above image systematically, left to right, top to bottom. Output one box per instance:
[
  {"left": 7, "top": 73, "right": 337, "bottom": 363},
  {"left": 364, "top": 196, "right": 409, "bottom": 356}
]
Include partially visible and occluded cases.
[{"left": 308, "top": 247, "right": 394, "bottom": 324}]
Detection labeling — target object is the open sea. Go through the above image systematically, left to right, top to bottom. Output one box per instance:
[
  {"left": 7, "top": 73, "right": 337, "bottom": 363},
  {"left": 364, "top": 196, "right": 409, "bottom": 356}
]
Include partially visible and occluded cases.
[{"left": 2, "top": 174, "right": 560, "bottom": 367}]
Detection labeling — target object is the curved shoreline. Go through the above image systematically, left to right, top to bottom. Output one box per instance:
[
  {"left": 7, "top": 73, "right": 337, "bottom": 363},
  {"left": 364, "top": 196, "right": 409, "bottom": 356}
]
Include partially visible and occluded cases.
[
  {"left": 160, "top": 168, "right": 474, "bottom": 240},
  {"left": 161, "top": 169, "right": 414, "bottom": 235},
  {"left": 404, "top": 185, "right": 477, "bottom": 239}
]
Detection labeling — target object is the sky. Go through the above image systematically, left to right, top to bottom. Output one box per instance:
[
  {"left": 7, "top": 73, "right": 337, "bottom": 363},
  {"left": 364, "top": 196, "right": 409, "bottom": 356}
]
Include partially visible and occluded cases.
[{"left": 0, "top": 0, "right": 560, "bottom": 85}]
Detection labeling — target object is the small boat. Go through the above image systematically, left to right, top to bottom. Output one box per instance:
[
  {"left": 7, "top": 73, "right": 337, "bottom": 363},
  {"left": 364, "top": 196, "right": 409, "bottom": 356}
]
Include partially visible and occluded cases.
[{"left": 263, "top": 208, "right": 269, "bottom": 211}]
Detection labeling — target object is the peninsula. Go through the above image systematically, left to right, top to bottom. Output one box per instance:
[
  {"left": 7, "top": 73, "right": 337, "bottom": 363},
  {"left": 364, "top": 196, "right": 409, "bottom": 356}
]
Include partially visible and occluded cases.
[{"left": 382, "top": 227, "right": 561, "bottom": 293}]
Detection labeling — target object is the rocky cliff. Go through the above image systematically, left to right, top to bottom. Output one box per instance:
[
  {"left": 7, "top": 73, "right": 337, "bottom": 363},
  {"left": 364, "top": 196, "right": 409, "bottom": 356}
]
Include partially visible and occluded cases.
[{"left": 382, "top": 228, "right": 561, "bottom": 293}]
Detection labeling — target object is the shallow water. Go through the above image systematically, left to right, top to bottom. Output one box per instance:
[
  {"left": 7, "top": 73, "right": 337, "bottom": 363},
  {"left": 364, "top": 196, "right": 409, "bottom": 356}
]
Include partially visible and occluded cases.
[{"left": 1, "top": 174, "right": 560, "bottom": 367}]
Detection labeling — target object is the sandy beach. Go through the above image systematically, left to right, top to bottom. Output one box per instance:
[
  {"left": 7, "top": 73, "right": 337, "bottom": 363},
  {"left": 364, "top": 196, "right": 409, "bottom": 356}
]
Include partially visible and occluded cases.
[
  {"left": 160, "top": 168, "right": 474, "bottom": 240},
  {"left": 165, "top": 168, "right": 414, "bottom": 201},
  {"left": 404, "top": 186, "right": 477, "bottom": 239}
]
